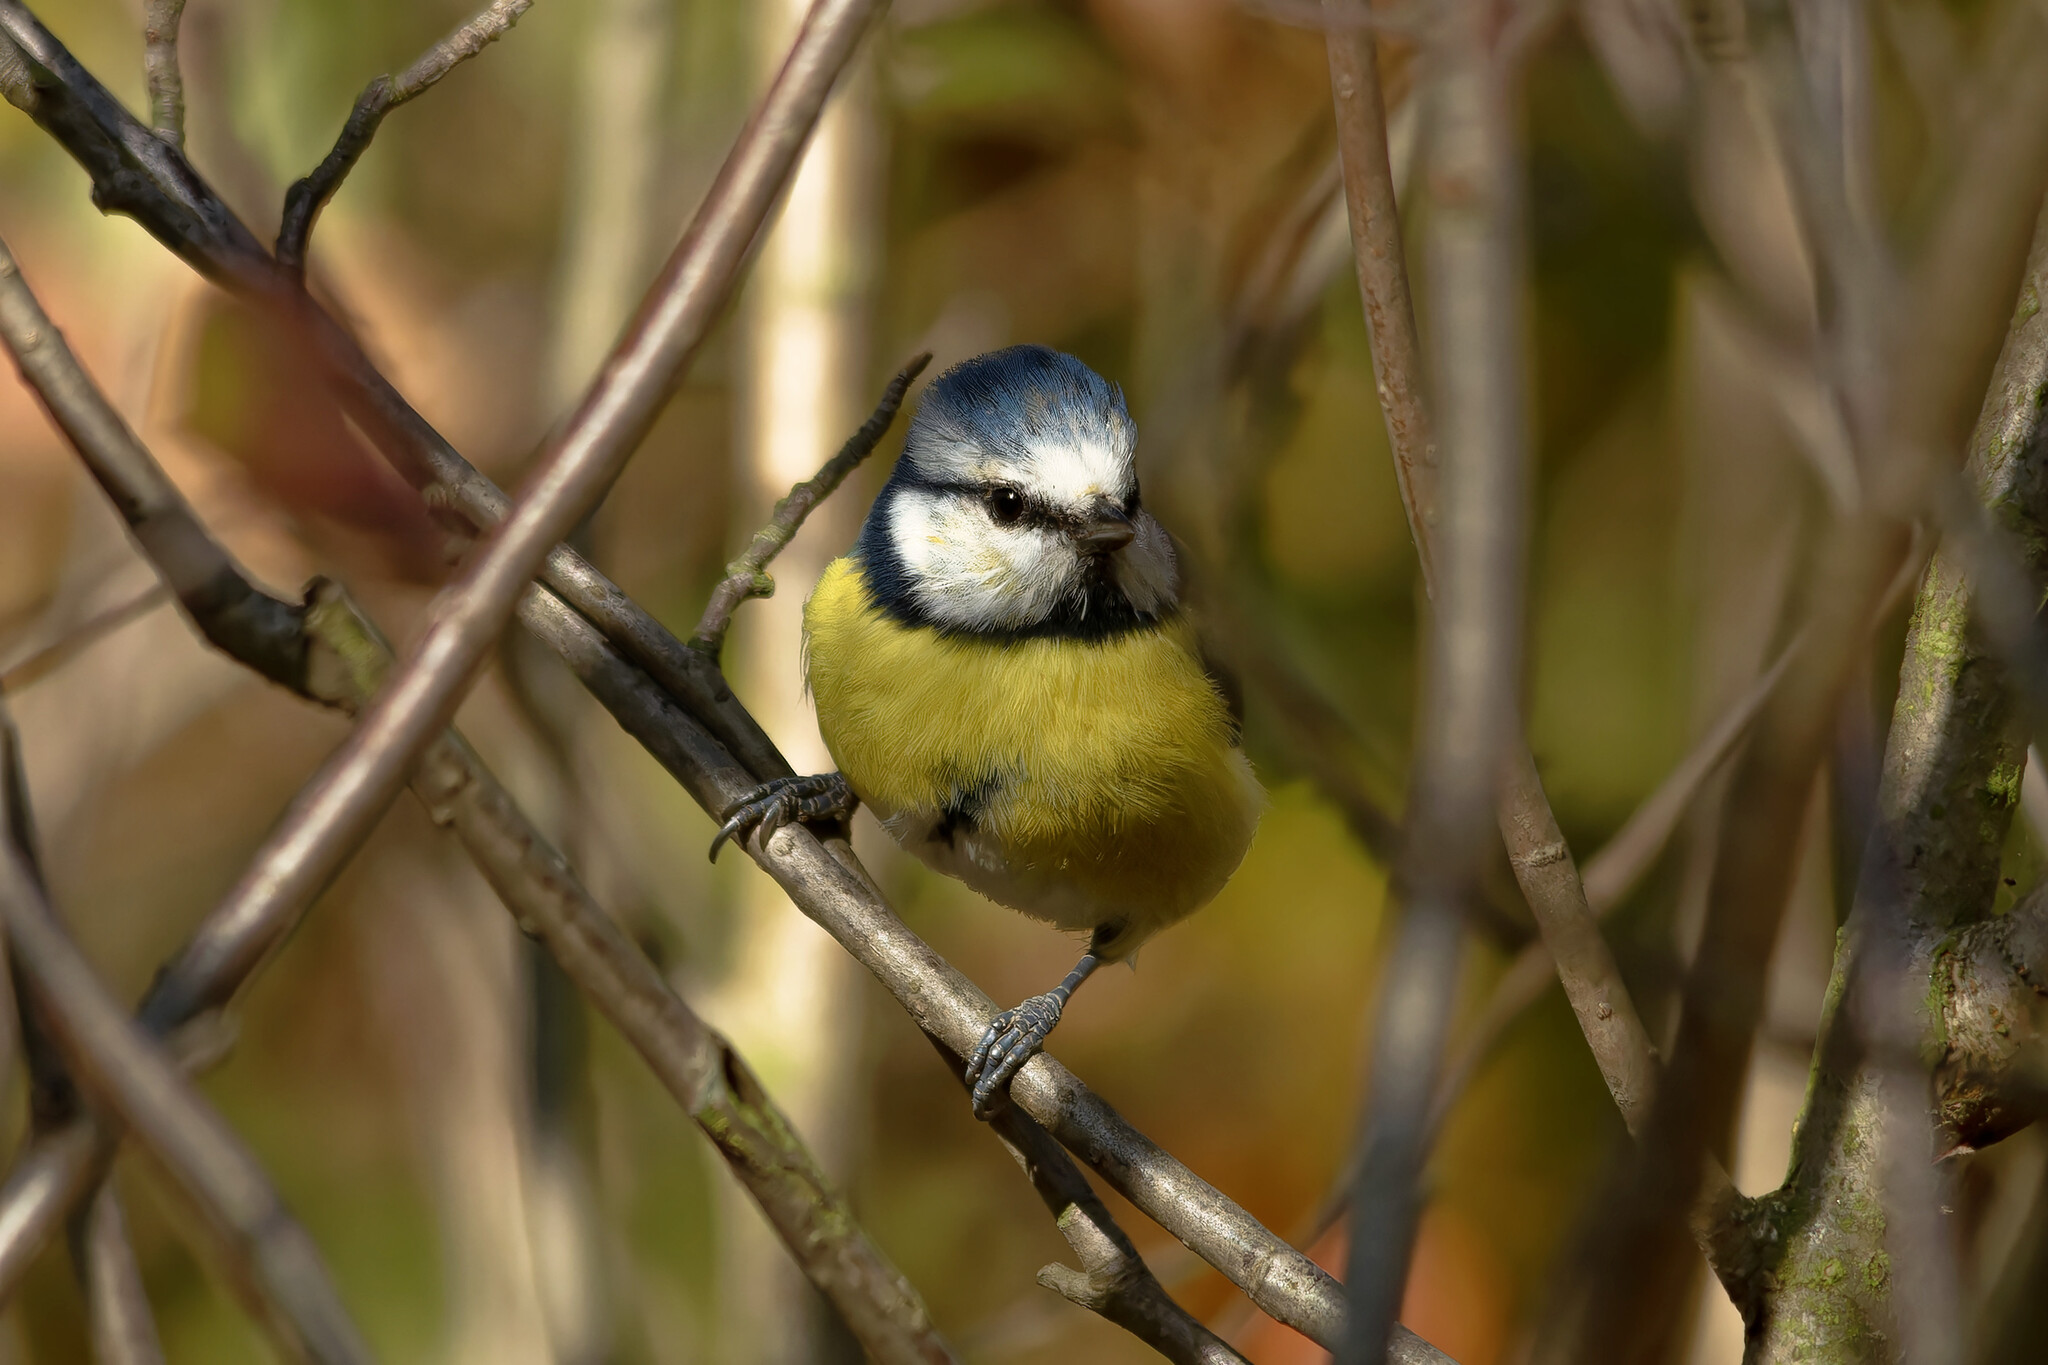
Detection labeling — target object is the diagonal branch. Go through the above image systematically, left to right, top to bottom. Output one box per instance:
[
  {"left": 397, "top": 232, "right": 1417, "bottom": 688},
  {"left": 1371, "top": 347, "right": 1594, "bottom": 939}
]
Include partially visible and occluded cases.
[
  {"left": 132, "top": 0, "right": 886, "bottom": 1039},
  {"left": 276, "top": 0, "right": 538, "bottom": 269},
  {"left": 0, "top": 7, "right": 1461, "bottom": 1356},
  {"left": 0, "top": 236, "right": 956, "bottom": 1365},
  {"left": 0, "top": 237, "right": 305, "bottom": 689},
  {"left": 693, "top": 350, "right": 929, "bottom": 654},
  {"left": 0, "top": 707, "right": 375, "bottom": 1365},
  {"left": 920, "top": 1037, "right": 1248, "bottom": 1365}
]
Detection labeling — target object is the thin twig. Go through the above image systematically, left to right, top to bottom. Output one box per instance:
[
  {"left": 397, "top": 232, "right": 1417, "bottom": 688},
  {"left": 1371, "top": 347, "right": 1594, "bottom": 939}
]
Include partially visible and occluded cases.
[
  {"left": 135, "top": 0, "right": 885, "bottom": 1036},
  {"left": 140, "top": 0, "right": 186, "bottom": 148},
  {"left": 275, "top": 0, "right": 536, "bottom": 268},
  {"left": 1325, "top": 0, "right": 1663, "bottom": 1159},
  {"left": 1337, "top": 0, "right": 1531, "bottom": 1352},
  {"left": 1562, "top": 3, "right": 2048, "bottom": 1352},
  {"left": 1326, "top": 9, "right": 1436, "bottom": 595},
  {"left": 0, "top": 10, "right": 1463, "bottom": 1355},
  {"left": 0, "top": 236, "right": 305, "bottom": 689},
  {"left": 0, "top": 238, "right": 955, "bottom": 1362},
  {"left": 693, "top": 351, "right": 930, "bottom": 654},
  {"left": 0, "top": 583, "right": 173, "bottom": 693},
  {"left": 305, "top": 587, "right": 956, "bottom": 1365},
  {"left": 0, "top": 705, "right": 373, "bottom": 1365},
  {"left": 915, "top": 1039, "right": 1247, "bottom": 1365},
  {"left": 75, "top": 1186, "right": 169, "bottom": 1365}
]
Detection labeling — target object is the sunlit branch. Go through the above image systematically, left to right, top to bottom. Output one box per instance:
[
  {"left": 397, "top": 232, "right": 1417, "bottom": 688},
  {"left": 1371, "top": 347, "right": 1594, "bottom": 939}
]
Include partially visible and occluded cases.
[
  {"left": 276, "top": 0, "right": 537, "bottom": 268},
  {"left": 0, "top": 6, "right": 1466, "bottom": 1355},
  {"left": 0, "top": 233, "right": 955, "bottom": 1363},
  {"left": 307, "top": 589, "right": 957, "bottom": 1365}
]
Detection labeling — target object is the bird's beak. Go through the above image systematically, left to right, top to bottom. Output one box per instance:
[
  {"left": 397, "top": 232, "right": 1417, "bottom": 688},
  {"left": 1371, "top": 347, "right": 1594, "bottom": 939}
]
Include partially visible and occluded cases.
[{"left": 1072, "top": 498, "right": 1136, "bottom": 555}]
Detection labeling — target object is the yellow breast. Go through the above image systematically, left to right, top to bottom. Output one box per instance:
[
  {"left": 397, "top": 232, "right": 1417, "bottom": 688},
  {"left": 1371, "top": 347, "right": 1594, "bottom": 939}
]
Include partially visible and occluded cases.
[{"left": 802, "top": 558, "right": 1261, "bottom": 949}]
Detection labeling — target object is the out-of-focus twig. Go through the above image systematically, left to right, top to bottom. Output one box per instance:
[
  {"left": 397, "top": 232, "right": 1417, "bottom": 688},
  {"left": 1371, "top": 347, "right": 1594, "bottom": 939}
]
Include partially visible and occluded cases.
[
  {"left": 134, "top": 0, "right": 884, "bottom": 1041},
  {"left": 140, "top": 0, "right": 186, "bottom": 148},
  {"left": 276, "top": 0, "right": 537, "bottom": 268},
  {"left": 1325, "top": 0, "right": 1662, "bottom": 1157},
  {"left": 1337, "top": 0, "right": 1531, "bottom": 1353},
  {"left": 1567, "top": 3, "right": 2048, "bottom": 1354},
  {"left": 0, "top": 9, "right": 1460, "bottom": 1355},
  {"left": 1714, "top": 191, "right": 2048, "bottom": 1364},
  {"left": 0, "top": 234, "right": 956, "bottom": 1363},
  {"left": 0, "top": 235, "right": 305, "bottom": 690},
  {"left": 693, "top": 351, "right": 929, "bottom": 654},
  {"left": 0, "top": 583, "right": 172, "bottom": 693},
  {"left": 304, "top": 590, "right": 956, "bottom": 1365},
  {"left": 0, "top": 709, "right": 373, "bottom": 1365},
  {"left": 76, "top": 1186, "right": 168, "bottom": 1365}
]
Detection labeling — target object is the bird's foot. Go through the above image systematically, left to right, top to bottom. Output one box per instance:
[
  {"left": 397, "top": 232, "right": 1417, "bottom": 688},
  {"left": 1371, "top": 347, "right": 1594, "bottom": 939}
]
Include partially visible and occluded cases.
[
  {"left": 707, "top": 772, "right": 858, "bottom": 862},
  {"left": 964, "top": 991, "right": 1067, "bottom": 1117}
]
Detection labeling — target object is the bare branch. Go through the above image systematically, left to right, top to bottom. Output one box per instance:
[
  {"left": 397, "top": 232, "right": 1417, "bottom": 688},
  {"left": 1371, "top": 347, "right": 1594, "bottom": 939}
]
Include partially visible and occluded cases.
[
  {"left": 135, "top": 0, "right": 885, "bottom": 1036},
  {"left": 140, "top": 0, "right": 186, "bottom": 148},
  {"left": 275, "top": 0, "right": 536, "bottom": 268},
  {"left": 1325, "top": 0, "right": 1662, "bottom": 1158},
  {"left": 1337, "top": 0, "right": 1531, "bottom": 1353},
  {"left": 1569, "top": 5, "right": 2048, "bottom": 1352},
  {"left": 1325, "top": 10, "right": 1435, "bottom": 595},
  {"left": 0, "top": 11, "right": 1463, "bottom": 1356},
  {"left": 0, "top": 235, "right": 306, "bottom": 689},
  {"left": 0, "top": 239, "right": 955, "bottom": 1361},
  {"left": 693, "top": 351, "right": 930, "bottom": 654},
  {"left": 305, "top": 588, "right": 957, "bottom": 1365},
  {"left": 0, "top": 710, "right": 373, "bottom": 1365},
  {"left": 906, "top": 1038, "right": 1246, "bottom": 1365},
  {"left": 0, "top": 1119, "right": 106, "bottom": 1290},
  {"left": 76, "top": 1186, "right": 168, "bottom": 1365}
]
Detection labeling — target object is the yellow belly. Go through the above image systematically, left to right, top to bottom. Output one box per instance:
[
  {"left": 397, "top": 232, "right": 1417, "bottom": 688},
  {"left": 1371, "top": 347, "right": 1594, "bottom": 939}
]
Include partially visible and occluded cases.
[{"left": 802, "top": 558, "right": 1262, "bottom": 956}]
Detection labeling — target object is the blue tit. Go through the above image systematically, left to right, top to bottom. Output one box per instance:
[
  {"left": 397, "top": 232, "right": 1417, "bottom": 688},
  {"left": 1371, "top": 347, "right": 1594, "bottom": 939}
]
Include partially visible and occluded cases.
[{"left": 712, "top": 345, "right": 1263, "bottom": 1115}]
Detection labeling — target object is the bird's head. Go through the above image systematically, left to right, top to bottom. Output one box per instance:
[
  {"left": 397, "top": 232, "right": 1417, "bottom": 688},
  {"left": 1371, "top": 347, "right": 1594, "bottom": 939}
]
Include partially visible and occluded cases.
[{"left": 855, "top": 346, "right": 1179, "bottom": 638}]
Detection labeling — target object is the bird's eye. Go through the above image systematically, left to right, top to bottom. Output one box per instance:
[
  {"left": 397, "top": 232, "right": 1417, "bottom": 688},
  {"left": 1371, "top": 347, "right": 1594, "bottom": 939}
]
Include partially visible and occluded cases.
[{"left": 985, "top": 486, "right": 1025, "bottom": 525}]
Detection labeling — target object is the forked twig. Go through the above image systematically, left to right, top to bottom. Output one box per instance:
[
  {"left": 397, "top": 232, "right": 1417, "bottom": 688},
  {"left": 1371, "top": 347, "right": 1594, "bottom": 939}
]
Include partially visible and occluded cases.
[
  {"left": 276, "top": 0, "right": 537, "bottom": 267},
  {"left": 693, "top": 351, "right": 930, "bottom": 654}
]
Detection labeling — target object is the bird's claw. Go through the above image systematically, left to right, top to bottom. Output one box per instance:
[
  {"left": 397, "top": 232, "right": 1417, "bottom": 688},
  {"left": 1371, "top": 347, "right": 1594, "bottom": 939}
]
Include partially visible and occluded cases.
[
  {"left": 707, "top": 772, "right": 857, "bottom": 862},
  {"left": 964, "top": 991, "right": 1066, "bottom": 1117}
]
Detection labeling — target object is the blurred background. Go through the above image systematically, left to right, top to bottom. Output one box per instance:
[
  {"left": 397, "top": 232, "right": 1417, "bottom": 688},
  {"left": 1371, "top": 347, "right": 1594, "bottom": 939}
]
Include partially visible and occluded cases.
[{"left": 0, "top": 0, "right": 2039, "bottom": 1361}]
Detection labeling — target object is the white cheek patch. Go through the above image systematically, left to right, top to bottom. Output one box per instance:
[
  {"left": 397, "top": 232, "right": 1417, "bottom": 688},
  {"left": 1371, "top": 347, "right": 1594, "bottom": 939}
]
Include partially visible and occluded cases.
[{"left": 889, "top": 488, "right": 1084, "bottom": 632}]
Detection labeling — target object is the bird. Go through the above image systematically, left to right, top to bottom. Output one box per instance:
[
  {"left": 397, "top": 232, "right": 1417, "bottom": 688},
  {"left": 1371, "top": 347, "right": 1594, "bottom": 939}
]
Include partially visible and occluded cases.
[{"left": 711, "top": 344, "right": 1263, "bottom": 1116}]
